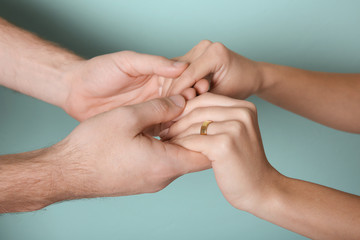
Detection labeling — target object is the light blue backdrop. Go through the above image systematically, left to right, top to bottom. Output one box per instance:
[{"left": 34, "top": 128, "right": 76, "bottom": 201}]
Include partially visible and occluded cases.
[{"left": 0, "top": 1, "right": 359, "bottom": 239}]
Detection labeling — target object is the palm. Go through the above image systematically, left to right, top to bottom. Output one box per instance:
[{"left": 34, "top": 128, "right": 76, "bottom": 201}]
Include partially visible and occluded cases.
[{"left": 65, "top": 52, "right": 181, "bottom": 121}]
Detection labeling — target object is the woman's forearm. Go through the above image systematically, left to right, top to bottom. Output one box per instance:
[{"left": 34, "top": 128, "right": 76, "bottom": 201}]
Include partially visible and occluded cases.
[
  {"left": 0, "top": 18, "right": 83, "bottom": 109},
  {"left": 257, "top": 62, "right": 360, "bottom": 133},
  {"left": 250, "top": 174, "right": 360, "bottom": 240}
]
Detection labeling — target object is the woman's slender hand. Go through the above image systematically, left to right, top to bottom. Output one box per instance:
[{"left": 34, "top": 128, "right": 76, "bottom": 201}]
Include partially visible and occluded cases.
[
  {"left": 168, "top": 40, "right": 264, "bottom": 100},
  {"left": 170, "top": 40, "right": 360, "bottom": 133},
  {"left": 163, "top": 93, "right": 276, "bottom": 210},
  {"left": 166, "top": 93, "right": 360, "bottom": 240}
]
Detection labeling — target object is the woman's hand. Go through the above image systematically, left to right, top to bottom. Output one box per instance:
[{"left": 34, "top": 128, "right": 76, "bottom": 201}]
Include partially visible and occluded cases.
[
  {"left": 168, "top": 40, "right": 266, "bottom": 100},
  {"left": 163, "top": 93, "right": 280, "bottom": 211},
  {"left": 165, "top": 93, "right": 360, "bottom": 240}
]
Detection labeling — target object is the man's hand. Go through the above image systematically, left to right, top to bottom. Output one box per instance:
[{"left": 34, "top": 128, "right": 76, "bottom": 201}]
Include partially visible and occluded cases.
[
  {"left": 0, "top": 18, "right": 199, "bottom": 122},
  {"left": 62, "top": 51, "right": 191, "bottom": 121},
  {"left": 0, "top": 95, "right": 211, "bottom": 213},
  {"left": 58, "top": 95, "right": 210, "bottom": 199}
]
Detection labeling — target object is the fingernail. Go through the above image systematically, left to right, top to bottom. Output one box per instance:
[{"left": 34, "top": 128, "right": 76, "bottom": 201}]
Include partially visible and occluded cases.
[
  {"left": 172, "top": 61, "right": 187, "bottom": 67},
  {"left": 169, "top": 95, "right": 185, "bottom": 108},
  {"left": 159, "top": 128, "right": 169, "bottom": 139}
]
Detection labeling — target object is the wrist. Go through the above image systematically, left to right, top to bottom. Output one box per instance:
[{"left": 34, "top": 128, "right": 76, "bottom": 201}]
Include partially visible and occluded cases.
[
  {"left": 0, "top": 18, "right": 84, "bottom": 109},
  {"left": 56, "top": 57, "right": 85, "bottom": 111},
  {"left": 254, "top": 62, "right": 280, "bottom": 96},
  {"left": 49, "top": 139, "right": 100, "bottom": 201},
  {"left": 35, "top": 143, "right": 78, "bottom": 206},
  {"left": 0, "top": 144, "right": 84, "bottom": 212},
  {"left": 239, "top": 168, "right": 287, "bottom": 214}
]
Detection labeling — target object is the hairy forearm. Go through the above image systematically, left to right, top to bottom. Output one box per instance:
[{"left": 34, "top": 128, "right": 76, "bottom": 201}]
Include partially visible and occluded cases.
[
  {"left": 0, "top": 17, "right": 83, "bottom": 109},
  {"left": 256, "top": 62, "right": 360, "bottom": 133},
  {"left": 0, "top": 142, "right": 90, "bottom": 213},
  {"left": 0, "top": 147, "right": 63, "bottom": 213},
  {"left": 251, "top": 174, "right": 360, "bottom": 240}
]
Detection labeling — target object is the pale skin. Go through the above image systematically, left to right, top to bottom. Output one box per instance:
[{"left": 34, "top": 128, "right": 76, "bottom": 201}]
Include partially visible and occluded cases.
[
  {"left": 0, "top": 14, "right": 359, "bottom": 238},
  {"left": 0, "top": 18, "right": 207, "bottom": 212},
  {"left": 0, "top": 18, "right": 201, "bottom": 122},
  {"left": 166, "top": 40, "right": 360, "bottom": 239},
  {"left": 169, "top": 40, "right": 360, "bottom": 133},
  {"left": 167, "top": 42, "right": 360, "bottom": 238},
  {"left": 166, "top": 93, "right": 360, "bottom": 240},
  {"left": 0, "top": 95, "right": 211, "bottom": 213}
]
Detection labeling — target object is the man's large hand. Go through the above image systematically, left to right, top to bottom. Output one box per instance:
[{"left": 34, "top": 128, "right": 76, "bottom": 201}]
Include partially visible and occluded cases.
[
  {"left": 63, "top": 51, "right": 189, "bottom": 121},
  {"left": 58, "top": 95, "right": 210, "bottom": 199}
]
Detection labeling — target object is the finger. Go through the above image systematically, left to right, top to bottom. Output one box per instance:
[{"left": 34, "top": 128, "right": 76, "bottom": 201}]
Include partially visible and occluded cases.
[
  {"left": 167, "top": 40, "right": 214, "bottom": 95},
  {"left": 172, "top": 40, "right": 213, "bottom": 63},
  {"left": 168, "top": 50, "right": 218, "bottom": 95},
  {"left": 115, "top": 51, "right": 188, "bottom": 78},
  {"left": 193, "top": 79, "right": 210, "bottom": 94},
  {"left": 181, "top": 88, "right": 197, "bottom": 100},
  {"left": 175, "top": 92, "right": 255, "bottom": 120},
  {"left": 128, "top": 95, "right": 185, "bottom": 134},
  {"left": 165, "top": 107, "right": 250, "bottom": 140},
  {"left": 149, "top": 120, "right": 175, "bottom": 137},
  {"left": 169, "top": 120, "right": 240, "bottom": 140},
  {"left": 170, "top": 134, "right": 220, "bottom": 161},
  {"left": 166, "top": 143, "right": 212, "bottom": 174}
]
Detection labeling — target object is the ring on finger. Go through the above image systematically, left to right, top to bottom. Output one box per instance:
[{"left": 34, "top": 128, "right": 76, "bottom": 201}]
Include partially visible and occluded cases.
[{"left": 200, "top": 120, "right": 213, "bottom": 135}]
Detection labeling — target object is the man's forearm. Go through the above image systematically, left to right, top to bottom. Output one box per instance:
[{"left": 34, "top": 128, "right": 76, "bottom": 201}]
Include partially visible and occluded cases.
[
  {"left": 0, "top": 18, "right": 83, "bottom": 109},
  {"left": 256, "top": 63, "right": 360, "bottom": 133},
  {"left": 0, "top": 142, "right": 88, "bottom": 213}
]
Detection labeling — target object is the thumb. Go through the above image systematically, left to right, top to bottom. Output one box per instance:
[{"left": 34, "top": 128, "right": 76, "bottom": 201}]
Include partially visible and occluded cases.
[
  {"left": 117, "top": 51, "right": 188, "bottom": 77},
  {"left": 129, "top": 95, "right": 186, "bottom": 134}
]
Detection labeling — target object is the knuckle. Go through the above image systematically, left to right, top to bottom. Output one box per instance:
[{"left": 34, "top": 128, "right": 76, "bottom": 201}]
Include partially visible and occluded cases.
[
  {"left": 198, "top": 39, "right": 213, "bottom": 48},
  {"left": 210, "top": 42, "right": 228, "bottom": 56},
  {"left": 119, "top": 50, "right": 135, "bottom": 58},
  {"left": 120, "top": 50, "right": 133, "bottom": 55},
  {"left": 246, "top": 102, "right": 257, "bottom": 114},
  {"left": 236, "top": 107, "right": 254, "bottom": 124},
  {"left": 243, "top": 108, "right": 253, "bottom": 120},
  {"left": 228, "top": 120, "right": 245, "bottom": 133},
  {"left": 216, "top": 133, "right": 236, "bottom": 153}
]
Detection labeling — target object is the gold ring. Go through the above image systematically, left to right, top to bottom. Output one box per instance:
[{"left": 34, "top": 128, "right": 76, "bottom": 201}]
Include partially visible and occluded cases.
[{"left": 200, "top": 120, "right": 213, "bottom": 135}]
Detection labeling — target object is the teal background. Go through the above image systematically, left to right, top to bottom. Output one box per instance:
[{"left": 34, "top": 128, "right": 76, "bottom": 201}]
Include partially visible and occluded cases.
[{"left": 0, "top": 0, "right": 360, "bottom": 239}]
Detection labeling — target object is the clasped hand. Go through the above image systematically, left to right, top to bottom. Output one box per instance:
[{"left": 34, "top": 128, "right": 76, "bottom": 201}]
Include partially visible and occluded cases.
[
  {"left": 57, "top": 41, "right": 271, "bottom": 205},
  {"left": 60, "top": 90, "right": 274, "bottom": 213}
]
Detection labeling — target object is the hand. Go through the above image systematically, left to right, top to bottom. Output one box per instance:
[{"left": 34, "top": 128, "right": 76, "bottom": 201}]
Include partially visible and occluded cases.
[
  {"left": 168, "top": 40, "right": 266, "bottom": 100},
  {"left": 62, "top": 51, "right": 192, "bottom": 121},
  {"left": 164, "top": 93, "right": 280, "bottom": 211},
  {"left": 56, "top": 95, "right": 210, "bottom": 199}
]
